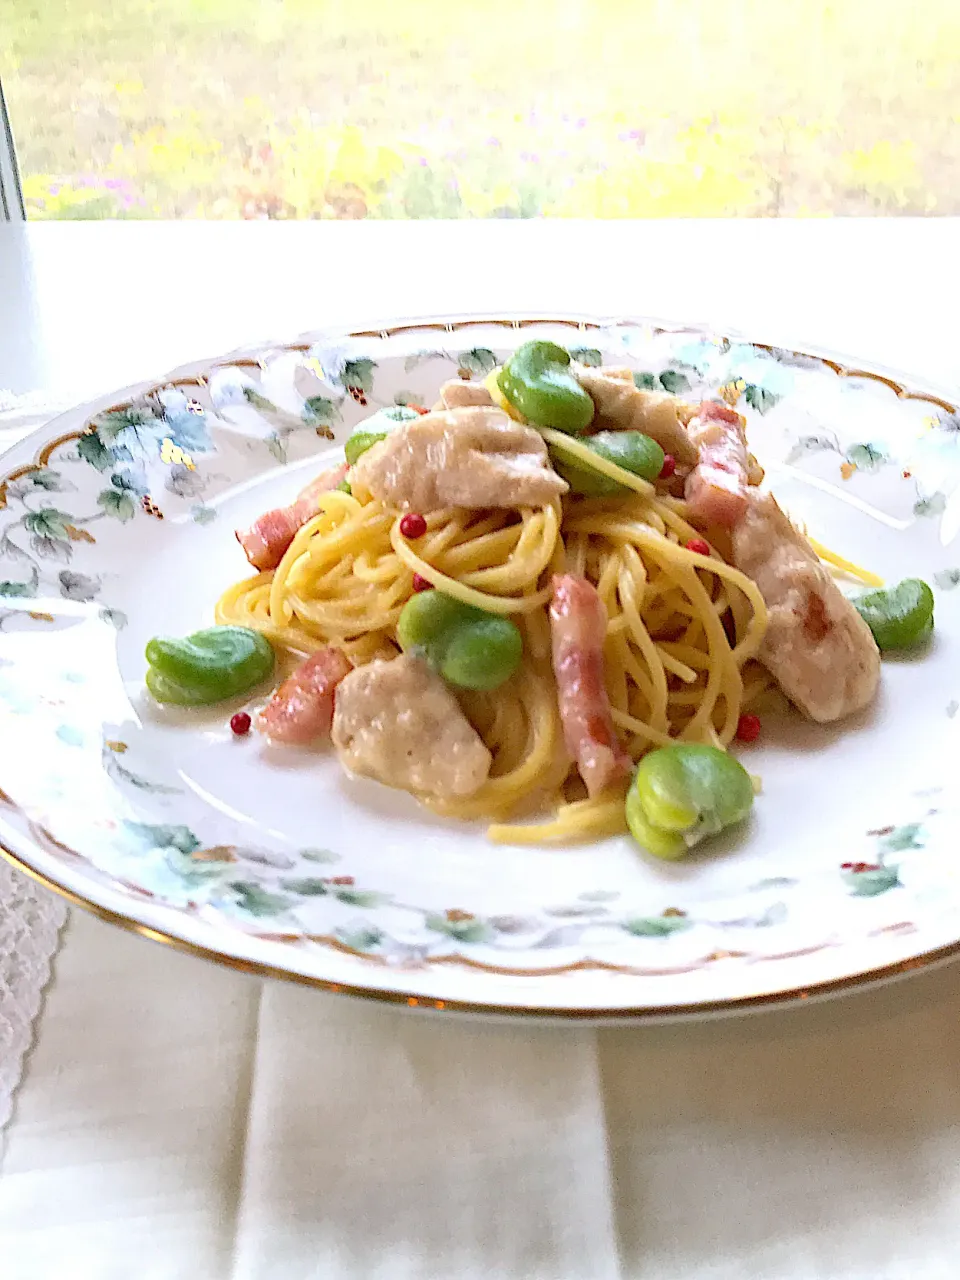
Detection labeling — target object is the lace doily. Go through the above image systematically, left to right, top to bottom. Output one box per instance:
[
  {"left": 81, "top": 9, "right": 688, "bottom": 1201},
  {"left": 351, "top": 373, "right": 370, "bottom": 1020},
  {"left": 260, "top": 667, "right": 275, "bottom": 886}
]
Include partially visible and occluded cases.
[
  {"left": 0, "top": 390, "right": 72, "bottom": 1144},
  {"left": 0, "top": 861, "right": 67, "bottom": 1137}
]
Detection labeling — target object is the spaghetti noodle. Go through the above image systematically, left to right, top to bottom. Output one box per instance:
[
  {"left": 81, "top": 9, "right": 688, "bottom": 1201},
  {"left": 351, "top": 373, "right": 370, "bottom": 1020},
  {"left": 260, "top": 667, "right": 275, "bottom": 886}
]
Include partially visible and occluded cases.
[{"left": 217, "top": 445, "right": 770, "bottom": 842}]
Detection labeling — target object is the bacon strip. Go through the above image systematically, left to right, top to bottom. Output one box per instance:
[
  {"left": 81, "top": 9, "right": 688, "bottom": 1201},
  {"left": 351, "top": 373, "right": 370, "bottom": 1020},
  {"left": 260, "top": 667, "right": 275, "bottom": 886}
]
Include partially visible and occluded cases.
[
  {"left": 684, "top": 400, "right": 751, "bottom": 529},
  {"left": 236, "top": 463, "right": 348, "bottom": 571},
  {"left": 549, "top": 574, "right": 632, "bottom": 799},
  {"left": 257, "top": 647, "right": 353, "bottom": 745}
]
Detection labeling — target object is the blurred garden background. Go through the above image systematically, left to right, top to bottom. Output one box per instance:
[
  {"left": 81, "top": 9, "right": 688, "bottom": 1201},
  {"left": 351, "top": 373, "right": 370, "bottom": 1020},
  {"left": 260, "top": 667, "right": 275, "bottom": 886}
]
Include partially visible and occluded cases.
[{"left": 2, "top": 0, "right": 958, "bottom": 220}]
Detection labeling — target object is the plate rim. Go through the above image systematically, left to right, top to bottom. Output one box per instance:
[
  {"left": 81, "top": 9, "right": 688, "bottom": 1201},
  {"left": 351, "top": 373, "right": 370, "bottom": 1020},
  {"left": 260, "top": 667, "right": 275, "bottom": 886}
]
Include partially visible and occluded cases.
[{"left": 2, "top": 309, "right": 959, "bottom": 1022}]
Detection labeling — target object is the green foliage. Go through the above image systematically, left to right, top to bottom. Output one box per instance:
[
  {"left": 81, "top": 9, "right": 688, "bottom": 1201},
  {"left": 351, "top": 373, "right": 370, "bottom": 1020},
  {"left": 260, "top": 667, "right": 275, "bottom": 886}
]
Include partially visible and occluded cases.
[
  {"left": 2, "top": 0, "right": 955, "bottom": 221},
  {"left": 658, "top": 369, "right": 691, "bottom": 394},
  {"left": 744, "top": 384, "right": 780, "bottom": 414},
  {"left": 77, "top": 433, "right": 114, "bottom": 471},
  {"left": 97, "top": 489, "right": 136, "bottom": 521},
  {"left": 23, "top": 509, "right": 71, "bottom": 539},
  {"left": 0, "top": 580, "right": 37, "bottom": 598},
  {"left": 124, "top": 822, "right": 201, "bottom": 855},
  {"left": 843, "top": 865, "right": 901, "bottom": 897},
  {"left": 229, "top": 882, "right": 294, "bottom": 917},
  {"left": 622, "top": 915, "right": 693, "bottom": 937}
]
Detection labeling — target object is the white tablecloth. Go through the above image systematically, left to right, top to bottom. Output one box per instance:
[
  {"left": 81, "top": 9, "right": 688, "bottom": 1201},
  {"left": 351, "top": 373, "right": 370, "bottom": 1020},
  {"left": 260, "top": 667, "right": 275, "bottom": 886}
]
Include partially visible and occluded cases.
[{"left": 3, "top": 220, "right": 960, "bottom": 1280}]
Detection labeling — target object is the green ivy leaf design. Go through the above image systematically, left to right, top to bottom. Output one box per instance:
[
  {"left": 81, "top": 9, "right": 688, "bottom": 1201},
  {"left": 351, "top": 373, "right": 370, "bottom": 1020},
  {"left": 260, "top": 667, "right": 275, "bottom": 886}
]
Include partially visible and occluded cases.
[
  {"left": 568, "top": 347, "right": 603, "bottom": 367},
  {"left": 457, "top": 348, "right": 497, "bottom": 376},
  {"left": 341, "top": 358, "right": 376, "bottom": 393},
  {"left": 658, "top": 369, "right": 691, "bottom": 394},
  {"left": 633, "top": 372, "right": 657, "bottom": 390},
  {"left": 744, "top": 384, "right": 780, "bottom": 414},
  {"left": 241, "top": 386, "right": 275, "bottom": 414},
  {"left": 301, "top": 395, "right": 339, "bottom": 428},
  {"left": 94, "top": 405, "right": 159, "bottom": 443},
  {"left": 77, "top": 433, "right": 115, "bottom": 471},
  {"left": 265, "top": 433, "right": 287, "bottom": 464},
  {"left": 845, "top": 443, "right": 887, "bottom": 472},
  {"left": 110, "top": 468, "right": 149, "bottom": 495},
  {"left": 30, "top": 469, "right": 65, "bottom": 491},
  {"left": 97, "top": 489, "right": 136, "bottom": 522},
  {"left": 914, "top": 493, "right": 947, "bottom": 518},
  {"left": 191, "top": 504, "right": 217, "bottom": 526},
  {"left": 23, "top": 508, "right": 72, "bottom": 539},
  {"left": 933, "top": 569, "right": 960, "bottom": 591},
  {"left": 0, "top": 580, "right": 37, "bottom": 598},
  {"left": 124, "top": 821, "right": 201, "bottom": 855},
  {"left": 878, "top": 823, "right": 924, "bottom": 853},
  {"left": 299, "top": 847, "right": 340, "bottom": 864},
  {"left": 843, "top": 866, "right": 901, "bottom": 897},
  {"left": 279, "top": 877, "right": 330, "bottom": 896},
  {"left": 229, "top": 882, "right": 294, "bottom": 917},
  {"left": 332, "top": 888, "right": 390, "bottom": 907},
  {"left": 425, "top": 913, "right": 494, "bottom": 944},
  {"left": 622, "top": 915, "right": 693, "bottom": 937},
  {"left": 335, "top": 925, "right": 385, "bottom": 952}
]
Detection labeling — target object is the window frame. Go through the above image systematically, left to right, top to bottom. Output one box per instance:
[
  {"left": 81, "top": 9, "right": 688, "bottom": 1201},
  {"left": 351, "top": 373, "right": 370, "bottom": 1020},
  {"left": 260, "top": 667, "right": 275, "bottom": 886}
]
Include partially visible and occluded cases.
[{"left": 0, "top": 78, "right": 26, "bottom": 221}]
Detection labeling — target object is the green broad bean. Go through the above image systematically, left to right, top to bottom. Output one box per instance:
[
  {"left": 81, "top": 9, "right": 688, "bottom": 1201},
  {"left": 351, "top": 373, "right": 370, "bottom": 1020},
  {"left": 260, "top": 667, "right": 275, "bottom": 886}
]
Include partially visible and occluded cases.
[
  {"left": 497, "top": 340, "right": 595, "bottom": 435},
  {"left": 343, "top": 405, "right": 420, "bottom": 466},
  {"left": 551, "top": 430, "right": 665, "bottom": 497},
  {"left": 852, "top": 578, "right": 934, "bottom": 651},
  {"left": 396, "top": 591, "right": 522, "bottom": 691},
  {"left": 145, "top": 626, "right": 275, "bottom": 706},
  {"left": 626, "top": 743, "right": 754, "bottom": 860}
]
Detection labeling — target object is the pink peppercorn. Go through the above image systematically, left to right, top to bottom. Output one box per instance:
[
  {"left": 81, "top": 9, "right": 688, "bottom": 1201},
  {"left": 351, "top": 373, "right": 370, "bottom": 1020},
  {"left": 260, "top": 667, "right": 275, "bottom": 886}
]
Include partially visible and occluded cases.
[
  {"left": 399, "top": 512, "right": 427, "bottom": 539},
  {"left": 736, "top": 713, "right": 761, "bottom": 743}
]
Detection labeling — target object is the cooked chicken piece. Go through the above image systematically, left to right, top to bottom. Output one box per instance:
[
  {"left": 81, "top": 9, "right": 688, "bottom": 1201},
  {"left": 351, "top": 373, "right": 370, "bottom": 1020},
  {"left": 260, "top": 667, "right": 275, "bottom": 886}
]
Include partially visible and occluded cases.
[
  {"left": 575, "top": 367, "right": 699, "bottom": 467},
  {"left": 436, "top": 379, "right": 495, "bottom": 410},
  {"left": 685, "top": 400, "right": 752, "bottom": 528},
  {"left": 350, "top": 406, "right": 568, "bottom": 511},
  {"left": 236, "top": 463, "right": 348, "bottom": 571},
  {"left": 731, "top": 492, "right": 880, "bottom": 722},
  {"left": 549, "top": 574, "right": 632, "bottom": 798},
  {"left": 257, "top": 647, "right": 353, "bottom": 745},
  {"left": 332, "top": 653, "right": 492, "bottom": 799}
]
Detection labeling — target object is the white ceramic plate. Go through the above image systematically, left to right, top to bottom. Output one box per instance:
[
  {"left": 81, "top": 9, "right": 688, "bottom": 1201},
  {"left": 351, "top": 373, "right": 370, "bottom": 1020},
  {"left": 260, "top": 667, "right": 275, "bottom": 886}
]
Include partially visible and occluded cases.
[{"left": 2, "top": 315, "right": 960, "bottom": 1021}]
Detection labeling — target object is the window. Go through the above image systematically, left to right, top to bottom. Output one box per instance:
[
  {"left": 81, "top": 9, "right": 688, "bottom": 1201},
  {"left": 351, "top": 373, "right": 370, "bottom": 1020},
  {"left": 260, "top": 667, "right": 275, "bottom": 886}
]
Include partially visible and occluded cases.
[{"left": 2, "top": 0, "right": 957, "bottom": 220}]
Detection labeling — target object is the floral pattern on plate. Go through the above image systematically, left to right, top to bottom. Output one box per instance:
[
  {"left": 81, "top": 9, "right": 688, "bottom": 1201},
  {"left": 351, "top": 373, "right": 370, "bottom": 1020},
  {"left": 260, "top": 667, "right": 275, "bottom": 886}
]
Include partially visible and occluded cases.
[{"left": 2, "top": 317, "right": 960, "bottom": 1016}]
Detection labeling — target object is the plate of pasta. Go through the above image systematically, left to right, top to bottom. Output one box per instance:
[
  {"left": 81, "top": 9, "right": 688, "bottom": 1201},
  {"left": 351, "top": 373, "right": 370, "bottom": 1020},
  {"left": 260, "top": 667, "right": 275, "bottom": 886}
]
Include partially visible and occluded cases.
[{"left": 1, "top": 315, "right": 959, "bottom": 1020}]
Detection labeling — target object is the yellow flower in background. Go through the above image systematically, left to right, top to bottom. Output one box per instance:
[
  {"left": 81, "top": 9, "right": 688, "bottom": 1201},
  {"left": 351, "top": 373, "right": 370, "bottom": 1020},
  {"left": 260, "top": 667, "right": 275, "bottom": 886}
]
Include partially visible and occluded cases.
[{"left": 841, "top": 141, "right": 921, "bottom": 207}]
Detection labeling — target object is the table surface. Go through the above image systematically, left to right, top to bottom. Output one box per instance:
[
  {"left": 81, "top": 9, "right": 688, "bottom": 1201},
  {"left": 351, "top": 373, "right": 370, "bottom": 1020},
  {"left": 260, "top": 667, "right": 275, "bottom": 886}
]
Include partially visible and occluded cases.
[{"left": 3, "top": 220, "right": 960, "bottom": 1280}]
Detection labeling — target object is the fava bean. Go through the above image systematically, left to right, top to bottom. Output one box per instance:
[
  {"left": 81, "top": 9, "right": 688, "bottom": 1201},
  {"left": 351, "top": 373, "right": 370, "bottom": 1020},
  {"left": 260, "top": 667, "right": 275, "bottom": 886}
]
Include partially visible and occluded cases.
[
  {"left": 497, "top": 340, "right": 595, "bottom": 435},
  {"left": 397, "top": 591, "right": 522, "bottom": 691},
  {"left": 145, "top": 626, "right": 275, "bottom": 706},
  {"left": 626, "top": 743, "right": 754, "bottom": 859}
]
